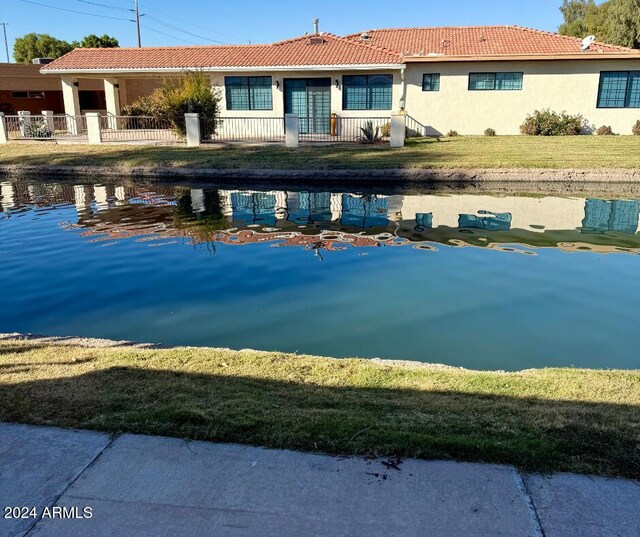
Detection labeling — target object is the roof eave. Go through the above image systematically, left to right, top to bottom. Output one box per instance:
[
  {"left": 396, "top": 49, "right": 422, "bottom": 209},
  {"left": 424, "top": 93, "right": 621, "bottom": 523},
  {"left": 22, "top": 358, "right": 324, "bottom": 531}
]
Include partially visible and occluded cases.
[
  {"left": 402, "top": 52, "right": 640, "bottom": 63},
  {"left": 40, "top": 63, "right": 403, "bottom": 75}
]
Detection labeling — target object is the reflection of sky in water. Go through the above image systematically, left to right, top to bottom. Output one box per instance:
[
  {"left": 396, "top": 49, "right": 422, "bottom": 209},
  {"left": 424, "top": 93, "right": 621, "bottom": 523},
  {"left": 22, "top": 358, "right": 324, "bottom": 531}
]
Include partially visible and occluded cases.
[{"left": 1, "top": 180, "right": 640, "bottom": 371}]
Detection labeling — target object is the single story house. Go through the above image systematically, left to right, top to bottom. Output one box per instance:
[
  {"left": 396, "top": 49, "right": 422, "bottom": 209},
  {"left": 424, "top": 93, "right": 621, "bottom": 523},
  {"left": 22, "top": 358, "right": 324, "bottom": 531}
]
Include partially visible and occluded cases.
[{"left": 40, "top": 24, "right": 640, "bottom": 135}]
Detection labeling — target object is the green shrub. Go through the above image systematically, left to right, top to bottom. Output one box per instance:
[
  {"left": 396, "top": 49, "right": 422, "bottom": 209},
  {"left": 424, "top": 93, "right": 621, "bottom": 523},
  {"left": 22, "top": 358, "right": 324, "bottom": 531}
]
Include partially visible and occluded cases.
[
  {"left": 122, "top": 71, "right": 221, "bottom": 139},
  {"left": 520, "top": 109, "right": 586, "bottom": 136},
  {"left": 633, "top": 120, "right": 640, "bottom": 135},
  {"left": 356, "top": 121, "right": 382, "bottom": 143},
  {"left": 596, "top": 125, "right": 615, "bottom": 136},
  {"left": 484, "top": 128, "right": 496, "bottom": 136},
  {"left": 447, "top": 130, "right": 459, "bottom": 137}
]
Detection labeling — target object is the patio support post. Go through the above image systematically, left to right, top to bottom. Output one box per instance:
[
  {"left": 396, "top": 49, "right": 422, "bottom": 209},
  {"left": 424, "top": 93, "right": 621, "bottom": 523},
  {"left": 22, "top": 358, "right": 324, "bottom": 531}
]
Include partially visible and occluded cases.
[
  {"left": 61, "top": 77, "right": 81, "bottom": 135},
  {"left": 104, "top": 78, "right": 121, "bottom": 130},
  {"left": 0, "top": 112, "right": 7, "bottom": 144},
  {"left": 86, "top": 112, "right": 102, "bottom": 144},
  {"left": 185, "top": 113, "right": 201, "bottom": 147},
  {"left": 285, "top": 114, "right": 299, "bottom": 148},
  {"left": 390, "top": 114, "right": 406, "bottom": 148}
]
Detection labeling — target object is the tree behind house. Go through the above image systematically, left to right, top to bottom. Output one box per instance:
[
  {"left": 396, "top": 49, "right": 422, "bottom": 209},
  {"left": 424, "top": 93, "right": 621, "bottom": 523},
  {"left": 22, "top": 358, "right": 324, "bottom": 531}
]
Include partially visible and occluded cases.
[
  {"left": 558, "top": 0, "right": 640, "bottom": 49},
  {"left": 13, "top": 32, "right": 119, "bottom": 63},
  {"left": 13, "top": 33, "right": 74, "bottom": 63}
]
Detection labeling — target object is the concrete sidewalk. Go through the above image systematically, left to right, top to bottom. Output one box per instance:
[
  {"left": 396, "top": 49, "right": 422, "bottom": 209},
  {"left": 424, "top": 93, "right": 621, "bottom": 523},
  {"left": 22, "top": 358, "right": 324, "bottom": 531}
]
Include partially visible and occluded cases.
[{"left": 0, "top": 423, "right": 638, "bottom": 537}]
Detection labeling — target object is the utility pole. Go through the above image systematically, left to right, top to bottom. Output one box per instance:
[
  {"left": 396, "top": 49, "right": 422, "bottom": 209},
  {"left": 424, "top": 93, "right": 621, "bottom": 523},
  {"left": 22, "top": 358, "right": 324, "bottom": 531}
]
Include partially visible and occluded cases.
[
  {"left": 134, "top": 0, "right": 141, "bottom": 47},
  {"left": 0, "top": 23, "right": 9, "bottom": 63}
]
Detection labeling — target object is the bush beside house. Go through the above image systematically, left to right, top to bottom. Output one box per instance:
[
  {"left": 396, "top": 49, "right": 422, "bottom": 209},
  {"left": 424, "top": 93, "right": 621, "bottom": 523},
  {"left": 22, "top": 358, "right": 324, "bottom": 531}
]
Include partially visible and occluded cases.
[{"left": 122, "top": 71, "right": 221, "bottom": 139}]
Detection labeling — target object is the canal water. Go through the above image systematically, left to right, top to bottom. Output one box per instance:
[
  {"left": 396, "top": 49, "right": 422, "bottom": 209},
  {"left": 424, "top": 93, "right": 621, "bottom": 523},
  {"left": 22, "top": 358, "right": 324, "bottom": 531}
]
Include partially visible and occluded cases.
[{"left": 1, "top": 179, "right": 639, "bottom": 370}]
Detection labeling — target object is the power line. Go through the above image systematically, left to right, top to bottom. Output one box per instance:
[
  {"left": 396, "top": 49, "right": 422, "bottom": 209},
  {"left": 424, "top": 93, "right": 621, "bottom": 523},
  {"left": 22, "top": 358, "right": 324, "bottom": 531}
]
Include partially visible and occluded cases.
[
  {"left": 16, "top": 0, "right": 133, "bottom": 21},
  {"left": 74, "top": 0, "right": 130, "bottom": 12},
  {"left": 141, "top": 6, "right": 249, "bottom": 44},
  {"left": 144, "top": 15, "right": 227, "bottom": 44},
  {"left": 139, "top": 24, "right": 198, "bottom": 45}
]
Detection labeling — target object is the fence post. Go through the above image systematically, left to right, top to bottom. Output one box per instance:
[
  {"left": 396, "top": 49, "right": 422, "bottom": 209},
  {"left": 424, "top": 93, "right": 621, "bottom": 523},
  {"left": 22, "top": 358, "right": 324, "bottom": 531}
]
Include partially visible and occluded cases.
[
  {"left": 42, "top": 109, "right": 54, "bottom": 124},
  {"left": 18, "top": 111, "right": 31, "bottom": 138},
  {"left": 86, "top": 112, "right": 102, "bottom": 144},
  {"left": 0, "top": 113, "right": 7, "bottom": 144},
  {"left": 185, "top": 113, "right": 201, "bottom": 147},
  {"left": 285, "top": 114, "right": 299, "bottom": 148},
  {"left": 390, "top": 114, "right": 406, "bottom": 148}
]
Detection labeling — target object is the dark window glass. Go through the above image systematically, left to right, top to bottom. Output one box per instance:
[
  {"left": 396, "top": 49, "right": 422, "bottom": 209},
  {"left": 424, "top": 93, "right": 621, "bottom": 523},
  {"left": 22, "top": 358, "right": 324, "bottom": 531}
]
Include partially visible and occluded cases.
[
  {"left": 597, "top": 71, "right": 640, "bottom": 108},
  {"left": 469, "top": 72, "right": 523, "bottom": 91},
  {"left": 343, "top": 74, "right": 392, "bottom": 110},
  {"left": 422, "top": 74, "right": 441, "bottom": 92},
  {"left": 225, "top": 76, "right": 272, "bottom": 110}
]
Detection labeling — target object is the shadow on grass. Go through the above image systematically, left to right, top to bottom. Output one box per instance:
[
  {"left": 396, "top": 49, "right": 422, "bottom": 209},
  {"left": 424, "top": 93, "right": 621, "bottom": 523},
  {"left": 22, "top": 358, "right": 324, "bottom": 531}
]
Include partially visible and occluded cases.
[{"left": 1, "top": 366, "right": 638, "bottom": 479}]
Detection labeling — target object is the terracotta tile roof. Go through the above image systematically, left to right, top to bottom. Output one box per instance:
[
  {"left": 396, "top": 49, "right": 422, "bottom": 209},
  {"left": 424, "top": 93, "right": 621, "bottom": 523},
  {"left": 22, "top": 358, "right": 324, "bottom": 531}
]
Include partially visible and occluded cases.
[
  {"left": 42, "top": 26, "right": 640, "bottom": 73},
  {"left": 346, "top": 26, "right": 638, "bottom": 57},
  {"left": 41, "top": 33, "right": 402, "bottom": 72}
]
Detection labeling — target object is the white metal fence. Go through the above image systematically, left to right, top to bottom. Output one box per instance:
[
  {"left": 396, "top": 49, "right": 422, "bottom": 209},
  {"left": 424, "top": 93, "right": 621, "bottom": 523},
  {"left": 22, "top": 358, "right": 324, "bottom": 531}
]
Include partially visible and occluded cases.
[
  {"left": 1, "top": 112, "right": 405, "bottom": 147},
  {"left": 5, "top": 114, "right": 88, "bottom": 141},
  {"left": 100, "top": 115, "right": 181, "bottom": 142},
  {"left": 200, "top": 116, "right": 392, "bottom": 143}
]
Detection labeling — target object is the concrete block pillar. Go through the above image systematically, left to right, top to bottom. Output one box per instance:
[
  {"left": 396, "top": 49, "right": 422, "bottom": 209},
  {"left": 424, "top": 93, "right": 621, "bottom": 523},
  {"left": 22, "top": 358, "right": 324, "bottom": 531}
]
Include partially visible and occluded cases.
[
  {"left": 61, "top": 77, "right": 81, "bottom": 135},
  {"left": 104, "top": 78, "right": 121, "bottom": 130},
  {"left": 42, "top": 109, "right": 54, "bottom": 123},
  {"left": 18, "top": 111, "right": 31, "bottom": 138},
  {"left": 86, "top": 112, "right": 102, "bottom": 144},
  {"left": 0, "top": 113, "right": 7, "bottom": 144},
  {"left": 185, "top": 113, "right": 201, "bottom": 147},
  {"left": 285, "top": 114, "right": 299, "bottom": 148},
  {"left": 390, "top": 114, "right": 406, "bottom": 148}
]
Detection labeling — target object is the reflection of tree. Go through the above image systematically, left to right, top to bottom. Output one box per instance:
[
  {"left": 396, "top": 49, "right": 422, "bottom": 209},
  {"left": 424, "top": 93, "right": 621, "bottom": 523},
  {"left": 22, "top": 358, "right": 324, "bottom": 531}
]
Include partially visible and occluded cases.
[{"left": 173, "top": 189, "right": 228, "bottom": 251}]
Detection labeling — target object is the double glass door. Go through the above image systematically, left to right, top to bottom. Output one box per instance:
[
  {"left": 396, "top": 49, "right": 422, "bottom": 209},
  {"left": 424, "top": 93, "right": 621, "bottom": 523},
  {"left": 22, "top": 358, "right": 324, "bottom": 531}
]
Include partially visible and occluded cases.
[{"left": 284, "top": 78, "right": 331, "bottom": 134}]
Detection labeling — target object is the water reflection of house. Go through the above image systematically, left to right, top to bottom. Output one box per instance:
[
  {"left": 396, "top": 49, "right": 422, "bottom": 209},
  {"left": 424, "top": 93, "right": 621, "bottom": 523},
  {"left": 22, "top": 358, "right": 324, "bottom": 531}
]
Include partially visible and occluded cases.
[{"left": 2, "top": 182, "right": 640, "bottom": 254}]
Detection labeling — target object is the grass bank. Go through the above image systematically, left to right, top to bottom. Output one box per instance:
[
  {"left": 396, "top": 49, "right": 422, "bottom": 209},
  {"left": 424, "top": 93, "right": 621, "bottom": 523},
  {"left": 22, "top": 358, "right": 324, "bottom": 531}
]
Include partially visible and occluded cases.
[
  {"left": 2, "top": 136, "right": 640, "bottom": 170},
  {"left": 1, "top": 339, "right": 638, "bottom": 478}
]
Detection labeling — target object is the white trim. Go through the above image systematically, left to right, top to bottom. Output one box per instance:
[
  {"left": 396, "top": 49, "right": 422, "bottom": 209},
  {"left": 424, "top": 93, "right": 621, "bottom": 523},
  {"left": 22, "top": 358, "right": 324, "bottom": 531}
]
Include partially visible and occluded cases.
[{"left": 40, "top": 64, "right": 403, "bottom": 75}]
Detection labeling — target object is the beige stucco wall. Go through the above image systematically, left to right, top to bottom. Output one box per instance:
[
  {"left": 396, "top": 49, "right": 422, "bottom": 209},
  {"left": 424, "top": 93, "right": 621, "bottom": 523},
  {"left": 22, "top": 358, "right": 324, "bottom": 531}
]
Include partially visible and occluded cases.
[
  {"left": 404, "top": 59, "right": 640, "bottom": 135},
  {"left": 209, "top": 70, "right": 403, "bottom": 118},
  {"left": 119, "top": 78, "right": 163, "bottom": 107}
]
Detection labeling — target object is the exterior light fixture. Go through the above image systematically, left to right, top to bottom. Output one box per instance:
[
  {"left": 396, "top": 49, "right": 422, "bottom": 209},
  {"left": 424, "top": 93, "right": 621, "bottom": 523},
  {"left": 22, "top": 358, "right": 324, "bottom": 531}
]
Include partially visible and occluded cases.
[
  {"left": 335, "top": 79, "right": 340, "bottom": 88},
  {"left": 276, "top": 80, "right": 280, "bottom": 89},
  {"left": 73, "top": 81, "right": 79, "bottom": 87},
  {"left": 114, "top": 83, "right": 120, "bottom": 88}
]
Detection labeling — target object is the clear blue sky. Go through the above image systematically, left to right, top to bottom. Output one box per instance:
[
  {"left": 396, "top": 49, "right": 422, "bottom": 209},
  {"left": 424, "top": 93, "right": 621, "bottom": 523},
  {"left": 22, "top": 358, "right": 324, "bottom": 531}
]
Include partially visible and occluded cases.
[{"left": 1, "top": 0, "right": 566, "bottom": 59}]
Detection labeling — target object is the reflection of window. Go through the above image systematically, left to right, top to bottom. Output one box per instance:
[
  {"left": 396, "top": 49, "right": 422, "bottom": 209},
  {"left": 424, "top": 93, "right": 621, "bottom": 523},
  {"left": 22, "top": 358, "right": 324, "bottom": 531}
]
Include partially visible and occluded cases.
[
  {"left": 469, "top": 72, "right": 523, "bottom": 91},
  {"left": 597, "top": 72, "right": 640, "bottom": 108},
  {"left": 422, "top": 74, "right": 440, "bottom": 92},
  {"left": 343, "top": 75, "right": 393, "bottom": 110},
  {"left": 225, "top": 76, "right": 272, "bottom": 110},
  {"left": 11, "top": 91, "right": 45, "bottom": 98},
  {"left": 230, "top": 192, "right": 277, "bottom": 225},
  {"left": 341, "top": 194, "right": 389, "bottom": 228},
  {"left": 582, "top": 199, "right": 640, "bottom": 234},
  {"left": 459, "top": 211, "right": 512, "bottom": 230},
  {"left": 415, "top": 213, "right": 433, "bottom": 230}
]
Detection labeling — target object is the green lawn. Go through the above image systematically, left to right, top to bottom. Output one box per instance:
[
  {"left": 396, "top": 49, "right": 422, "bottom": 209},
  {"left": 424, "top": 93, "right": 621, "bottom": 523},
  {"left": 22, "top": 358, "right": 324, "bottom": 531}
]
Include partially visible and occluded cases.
[
  {"left": 1, "top": 136, "right": 640, "bottom": 169},
  {"left": 1, "top": 340, "right": 638, "bottom": 478}
]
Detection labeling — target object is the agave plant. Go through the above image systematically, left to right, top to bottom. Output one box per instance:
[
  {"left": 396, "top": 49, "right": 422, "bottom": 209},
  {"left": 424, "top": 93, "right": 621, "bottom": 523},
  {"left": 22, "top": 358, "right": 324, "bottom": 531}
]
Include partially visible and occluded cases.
[
  {"left": 21, "top": 118, "right": 52, "bottom": 139},
  {"left": 355, "top": 121, "right": 382, "bottom": 144}
]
